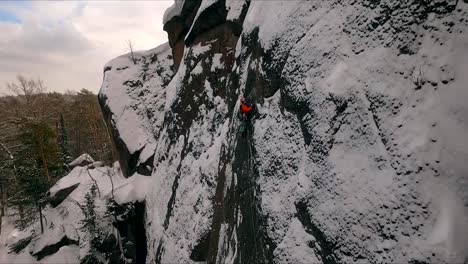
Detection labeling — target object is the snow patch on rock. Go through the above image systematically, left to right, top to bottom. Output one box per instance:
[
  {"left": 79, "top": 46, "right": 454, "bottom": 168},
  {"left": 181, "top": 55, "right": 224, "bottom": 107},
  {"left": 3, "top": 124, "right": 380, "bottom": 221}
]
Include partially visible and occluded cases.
[
  {"left": 163, "top": 0, "right": 185, "bottom": 25},
  {"left": 69, "top": 153, "right": 94, "bottom": 168}
]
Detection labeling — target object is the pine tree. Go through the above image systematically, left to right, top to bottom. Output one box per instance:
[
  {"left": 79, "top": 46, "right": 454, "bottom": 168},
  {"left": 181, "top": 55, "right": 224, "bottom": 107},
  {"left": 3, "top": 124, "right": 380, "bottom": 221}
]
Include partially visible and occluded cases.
[
  {"left": 1, "top": 76, "right": 113, "bottom": 233},
  {"left": 59, "top": 114, "right": 71, "bottom": 173},
  {"left": 8, "top": 118, "right": 60, "bottom": 232},
  {"left": 18, "top": 118, "right": 61, "bottom": 185},
  {"left": 9, "top": 154, "right": 48, "bottom": 231},
  {"left": 80, "top": 184, "right": 106, "bottom": 264},
  {"left": 81, "top": 184, "right": 97, "bottom": 235}
]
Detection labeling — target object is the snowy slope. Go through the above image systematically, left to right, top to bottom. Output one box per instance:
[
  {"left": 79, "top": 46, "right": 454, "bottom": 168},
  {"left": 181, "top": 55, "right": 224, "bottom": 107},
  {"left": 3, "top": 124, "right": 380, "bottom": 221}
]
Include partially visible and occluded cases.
[{"left": 99, "top": 0, "right": 468, "bottom": 263}]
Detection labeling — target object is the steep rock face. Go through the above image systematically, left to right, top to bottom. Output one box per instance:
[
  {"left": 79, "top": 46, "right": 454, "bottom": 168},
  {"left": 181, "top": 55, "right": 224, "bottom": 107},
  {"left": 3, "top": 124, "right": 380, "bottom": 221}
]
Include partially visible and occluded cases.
[
  {"left": 99, "top": 0, "right": 468, "bottom": 263},
  {"left": 163, "top": 0, "right": 202, "bottom": 69},
  {"left": 99, "top": 45, "right": 173, "bottom": 177}
]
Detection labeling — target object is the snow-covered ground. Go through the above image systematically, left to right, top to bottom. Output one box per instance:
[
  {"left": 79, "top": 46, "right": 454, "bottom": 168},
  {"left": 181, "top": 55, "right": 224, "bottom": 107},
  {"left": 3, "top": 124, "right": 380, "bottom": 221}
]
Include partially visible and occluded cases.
[{"left": 0, "top": 158, "right": 152, "bottom": 263}]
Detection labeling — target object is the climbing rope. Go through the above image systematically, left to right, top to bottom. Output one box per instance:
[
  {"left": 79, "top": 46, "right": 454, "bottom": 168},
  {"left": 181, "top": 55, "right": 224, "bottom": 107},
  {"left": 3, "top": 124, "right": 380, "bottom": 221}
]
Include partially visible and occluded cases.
[
  {"left": 235, "top": 110, "right": 263, "bottom": 262},
  {"left": 246, "top": 124, "right": 259, "bottom": 263},
  {"left": 245, "top": 128, "right": 257, "bottom": 263}
]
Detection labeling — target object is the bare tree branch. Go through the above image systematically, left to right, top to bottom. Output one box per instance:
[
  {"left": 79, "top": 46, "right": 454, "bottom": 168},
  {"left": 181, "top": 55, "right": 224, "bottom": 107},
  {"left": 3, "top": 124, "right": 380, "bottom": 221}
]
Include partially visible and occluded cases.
[
  {"left": 126, "top": 39, "right": 137, "bottom": 65},
  {"left": 0, "top": 142, "right": 14, "bottom": 160},
  {"left": 0, "top": 142, "right": 17, "bottom": 183}
]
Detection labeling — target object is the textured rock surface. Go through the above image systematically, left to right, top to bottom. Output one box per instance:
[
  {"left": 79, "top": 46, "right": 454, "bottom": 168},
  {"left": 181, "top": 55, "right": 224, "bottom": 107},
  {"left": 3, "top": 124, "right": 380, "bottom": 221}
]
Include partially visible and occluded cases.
[
  {"left": 99, "top": 0, "right": 468, "bottom": 263},
  {"left": 99, "top": 44, "right": 173, "bottom": 177},
  {"left": 48, "top": 183, "right": 80, "bottom": 208}
]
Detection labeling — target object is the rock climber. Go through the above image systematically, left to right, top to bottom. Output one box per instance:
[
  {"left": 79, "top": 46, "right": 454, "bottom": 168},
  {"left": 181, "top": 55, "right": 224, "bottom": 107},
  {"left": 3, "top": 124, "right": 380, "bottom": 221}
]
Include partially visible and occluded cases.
[
  {"left": 239, "top": 97, "right": 254, "bottom": 136},
  {"left": 240, "top": 97, "right": 254, "bottom": 118}
]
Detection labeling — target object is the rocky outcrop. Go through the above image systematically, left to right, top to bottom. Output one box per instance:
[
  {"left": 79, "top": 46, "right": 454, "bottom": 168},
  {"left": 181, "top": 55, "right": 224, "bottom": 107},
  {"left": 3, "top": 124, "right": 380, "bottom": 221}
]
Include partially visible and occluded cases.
[
  {"left": 100, "top": 0, "right": 468, "bottom": 263},
  {"left": 163, "top": 0, "right": 202, "bottom": 69},
  {"left": 163, "top": 0, "right": 249, "bottom": 69},
  {"left": 184, "top": 0, "right": 228, "bottom": 45},
  {"left": 99, "top": 44, "right": 173, "bottom": 177},
  {"left": 69, "top": 153, "right": 94, "bottom": 168},
  {"left": 48, "top": 183, "right": 80, "bottom": 208},
  {"left": 31, "top": 236, "right": 78, "bottom": 260}
]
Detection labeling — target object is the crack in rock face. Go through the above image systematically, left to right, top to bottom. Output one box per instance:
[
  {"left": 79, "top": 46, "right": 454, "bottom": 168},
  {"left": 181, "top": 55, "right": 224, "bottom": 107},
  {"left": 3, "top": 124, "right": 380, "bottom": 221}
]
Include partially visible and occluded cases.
[
  {"left": 99, "top": 0, "right": 468, "bottom": 263},
  {"left": 32, "top": 236, "right": 79, "bottom": 261}
]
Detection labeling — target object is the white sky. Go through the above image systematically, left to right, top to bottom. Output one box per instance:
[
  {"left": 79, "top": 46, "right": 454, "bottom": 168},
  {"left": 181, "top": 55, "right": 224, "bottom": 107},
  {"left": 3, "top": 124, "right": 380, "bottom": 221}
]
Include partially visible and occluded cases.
[{"left": 0, "top": 1, "right": 173, "bottom": 95}]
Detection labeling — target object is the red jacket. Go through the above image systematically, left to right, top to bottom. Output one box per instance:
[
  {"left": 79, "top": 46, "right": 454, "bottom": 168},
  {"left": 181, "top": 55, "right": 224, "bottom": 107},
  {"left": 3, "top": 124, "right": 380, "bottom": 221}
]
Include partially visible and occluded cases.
[{"left": 240, "top": 102, "right": 253, "bottom": 114}]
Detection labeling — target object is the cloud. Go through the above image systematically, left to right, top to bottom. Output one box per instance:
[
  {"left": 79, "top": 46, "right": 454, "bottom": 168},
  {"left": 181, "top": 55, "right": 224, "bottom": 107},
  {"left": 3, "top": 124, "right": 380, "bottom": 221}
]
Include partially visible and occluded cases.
[{"left": 0, "top": 1, "right": 173, "bottom": 95}]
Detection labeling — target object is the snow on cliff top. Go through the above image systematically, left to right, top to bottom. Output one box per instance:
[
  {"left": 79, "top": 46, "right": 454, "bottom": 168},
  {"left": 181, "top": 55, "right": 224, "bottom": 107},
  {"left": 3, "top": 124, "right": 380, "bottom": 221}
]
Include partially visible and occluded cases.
[
  {"left": 163, "top": 0, "right": 185, "bottom": 25},
  {"left": 100, "top": 42, "right": 172, "bottom": 155},
  {"left": 69, "top": 153, "right": 94, "bottom": 167},
  {"left": 51, "top": 161, "right": 151, "bottom": 206},
  {"left": 110, "top": 174, "right": 152, "bottom": 204}
]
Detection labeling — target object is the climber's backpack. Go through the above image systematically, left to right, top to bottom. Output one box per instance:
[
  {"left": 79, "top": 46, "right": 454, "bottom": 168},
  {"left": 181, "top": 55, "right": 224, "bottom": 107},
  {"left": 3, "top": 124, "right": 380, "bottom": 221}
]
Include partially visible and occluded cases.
[{"left": 239, "top": 120, "right": 246, "bottom": 133}]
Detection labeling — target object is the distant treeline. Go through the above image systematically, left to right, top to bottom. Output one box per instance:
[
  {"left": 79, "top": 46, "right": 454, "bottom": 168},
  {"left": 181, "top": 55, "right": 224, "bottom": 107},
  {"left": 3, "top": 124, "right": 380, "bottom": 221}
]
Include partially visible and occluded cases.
[{"left": 0, "top": 75, "right": 113, "bottom": 232}]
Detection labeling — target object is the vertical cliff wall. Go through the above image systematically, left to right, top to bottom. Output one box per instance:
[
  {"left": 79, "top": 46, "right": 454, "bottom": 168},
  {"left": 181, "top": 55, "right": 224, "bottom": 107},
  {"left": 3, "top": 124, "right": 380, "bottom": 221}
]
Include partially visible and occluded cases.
[{"left": 99, "top": 0, "right": 468, "bottom": 263}]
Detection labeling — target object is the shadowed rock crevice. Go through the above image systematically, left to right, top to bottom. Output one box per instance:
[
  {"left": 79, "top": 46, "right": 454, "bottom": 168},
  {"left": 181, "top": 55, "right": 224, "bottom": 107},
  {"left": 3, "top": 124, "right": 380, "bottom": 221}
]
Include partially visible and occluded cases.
[
  {"left": 164, "top": 0, "right": 202, "bottom": 68},
  {"left": 185, "top": 0, "right": 228, "bottom": 45},
  {"left": 238, "top": 29, "right": 290, "bottom": 107},
  {"left": 208, "top": 104, "right": 276, "bottom": 263},
  {"left": 206, "top": 142, "right": 238, "bottom": 263},
  {"left": 136, "top": 154, "right": 154, "bottom": 176},
  {"left": 48, "top": 183, "right": 80, "bottom": 208},
  {"left": 295, "top": 201, "right": 338, "bottom": 264},
  {"left": 112, "top": 202, "right": 148, "bottom": 264},
  {"left": 190, "top": 231, "right": 211, "bottom": 262},
  {"left": 32, "top": 236, "right": 79, "bottom": 261}
]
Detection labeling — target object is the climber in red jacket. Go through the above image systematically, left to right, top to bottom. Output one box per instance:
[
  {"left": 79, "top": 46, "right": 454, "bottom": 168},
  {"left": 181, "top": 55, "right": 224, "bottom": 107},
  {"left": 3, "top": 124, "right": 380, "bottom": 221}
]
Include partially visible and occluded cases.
[
  {"left": 239, "top": 97, "right": 254, "bottom": 136},
  {"left": 240, "top": 97, "right": 254, "bottom": 117}
]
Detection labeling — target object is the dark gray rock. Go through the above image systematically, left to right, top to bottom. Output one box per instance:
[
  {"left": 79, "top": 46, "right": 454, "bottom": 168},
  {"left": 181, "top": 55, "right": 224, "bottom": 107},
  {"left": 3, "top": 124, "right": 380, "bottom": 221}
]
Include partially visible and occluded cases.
[
  {"left": 48, "top": 183, "right": 80, "bottom": 208},
  {"left": 32, "top": 235, "right": 78, "bottom": 261}
]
